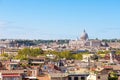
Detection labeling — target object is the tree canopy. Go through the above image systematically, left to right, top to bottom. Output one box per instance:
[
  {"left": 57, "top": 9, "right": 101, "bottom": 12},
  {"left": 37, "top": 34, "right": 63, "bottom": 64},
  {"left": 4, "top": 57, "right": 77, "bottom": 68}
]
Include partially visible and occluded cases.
[{"left": 16, "top": 48, "right": 43, "bottom": 60}]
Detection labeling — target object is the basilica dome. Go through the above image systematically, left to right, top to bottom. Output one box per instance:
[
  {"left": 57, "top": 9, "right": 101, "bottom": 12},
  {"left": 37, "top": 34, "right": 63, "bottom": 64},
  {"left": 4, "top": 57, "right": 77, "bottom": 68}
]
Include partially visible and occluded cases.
[{"left": 80, "top": 30, "right": 88, "bottom": 41}]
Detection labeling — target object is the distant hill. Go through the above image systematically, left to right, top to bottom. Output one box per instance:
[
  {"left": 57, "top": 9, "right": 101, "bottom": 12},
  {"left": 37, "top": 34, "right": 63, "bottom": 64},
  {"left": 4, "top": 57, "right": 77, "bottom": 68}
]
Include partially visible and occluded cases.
[{"left": 0, "top": 39, "right": 70, "bottom": 46}]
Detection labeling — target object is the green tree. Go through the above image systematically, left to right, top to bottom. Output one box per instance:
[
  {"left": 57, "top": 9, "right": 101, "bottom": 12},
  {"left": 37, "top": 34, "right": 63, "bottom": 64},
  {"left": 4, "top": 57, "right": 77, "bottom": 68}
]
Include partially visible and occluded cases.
[
  {"left": 16, "top": 48, "right": 44, "bottom": 60},
  {"left": 97, "top": 50, "right": 110, "bottom": 54},
  {"left": 116, "top": 50, "right": 120, "bottom": 54},
  {"left": 59, "top": 51, "right": 71, "bottom": 59},
  {"left": 1, "top": 53, "right": 8, "bottom": 57},
  {"left": 72, "top": 54, "right": 83, "bottom": 60},
  {"left": 90, "top": 54, "right": 99, "bottom": 61},
  {"left": 108, "top": 71, "right": 118, "bottom": 80}
]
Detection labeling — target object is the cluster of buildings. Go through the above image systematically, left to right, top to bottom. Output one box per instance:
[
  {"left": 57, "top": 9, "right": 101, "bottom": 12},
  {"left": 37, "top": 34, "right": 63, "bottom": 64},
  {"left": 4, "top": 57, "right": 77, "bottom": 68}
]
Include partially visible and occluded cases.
[
  {"left": 0, "top": 30, "right": 120, "bottom": 80},
  {"left": 0, "top": 30, "right": 120, "bottom": 52},
  {"left": 39, "top": 30, "right": 120, "bottom": 51},
  {"left": 69, "top": 30, "right": 108, "bottom": 51},
  {"left": 0, "top": 51, "right": 119, "bottom": 80}
]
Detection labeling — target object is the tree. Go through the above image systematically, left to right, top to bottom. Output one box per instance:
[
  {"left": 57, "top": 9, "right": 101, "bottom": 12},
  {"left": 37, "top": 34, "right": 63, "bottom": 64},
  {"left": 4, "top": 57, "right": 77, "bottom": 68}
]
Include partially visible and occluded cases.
[
  {"left": 16, "top": 48, "right": 44, "bottom": 60},
  {"left": 97, "top": 50, "right": 110, "bottom": 54},
  {"left": 116, "top": 50, "right": 120, "bottom": 54},
  {"left": 59, "top": 51, "right": 71, "bottom": 59},
  {"left": 1, "top": 53, "right": 8, "bottom": 57},
  {"left": 72, "top": 53, "right": 83, "bottom": 60},
  {"left": 90, "top": 54, "right": 99, "bottom": 61},
  {"left": 108, "top": 71, "right": 118, "bottom": 80}
]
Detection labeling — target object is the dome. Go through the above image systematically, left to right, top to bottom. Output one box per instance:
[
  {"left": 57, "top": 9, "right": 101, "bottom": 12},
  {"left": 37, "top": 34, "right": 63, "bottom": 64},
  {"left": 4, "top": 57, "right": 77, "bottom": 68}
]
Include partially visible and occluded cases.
[{"left": 80, "top": 30, "right": 88, "bottom": 40}]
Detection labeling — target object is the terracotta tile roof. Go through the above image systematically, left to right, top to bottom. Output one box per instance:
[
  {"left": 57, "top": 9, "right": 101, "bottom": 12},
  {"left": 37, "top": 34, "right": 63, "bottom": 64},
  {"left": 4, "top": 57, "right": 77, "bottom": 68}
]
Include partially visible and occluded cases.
[{"left": 103, "top": 66, "right": 113, "bottom": 69}]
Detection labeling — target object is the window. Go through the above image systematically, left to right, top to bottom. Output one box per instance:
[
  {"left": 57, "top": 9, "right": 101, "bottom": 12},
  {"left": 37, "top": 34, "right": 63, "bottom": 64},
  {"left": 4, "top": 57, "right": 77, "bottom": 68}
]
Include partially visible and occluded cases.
[
  {"left": 98, "top": 76, "right": 100, "bottom": 79},
  {"left": 68, "top": 77, "right": 72, "bottom": 80},
  {"left": 74, "top": 77, "right": 78, "bottom": 80},
  {"left": 81, "top": 77, "right": 85, "bottom": 80}
]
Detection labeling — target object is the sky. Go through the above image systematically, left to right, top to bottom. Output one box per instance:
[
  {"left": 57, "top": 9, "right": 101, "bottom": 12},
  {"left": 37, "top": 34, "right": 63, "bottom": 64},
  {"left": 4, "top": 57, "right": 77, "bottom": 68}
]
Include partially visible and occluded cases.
[{"left": 0, "top": 0, "right": 120, "bottom": 40}]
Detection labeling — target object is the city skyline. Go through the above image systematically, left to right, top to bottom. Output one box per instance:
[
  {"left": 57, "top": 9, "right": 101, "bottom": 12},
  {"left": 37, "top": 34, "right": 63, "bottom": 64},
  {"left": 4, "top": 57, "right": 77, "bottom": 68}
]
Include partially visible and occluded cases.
[{"left": 0, "top": 0, "right": 120, "bottom": 40}]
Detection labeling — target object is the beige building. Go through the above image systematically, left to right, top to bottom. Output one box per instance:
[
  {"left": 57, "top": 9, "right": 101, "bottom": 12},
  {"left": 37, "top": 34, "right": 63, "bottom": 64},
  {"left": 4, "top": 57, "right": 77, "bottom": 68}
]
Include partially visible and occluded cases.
[{"left": 108, "top": 42, "right": 120, "bottom": 48}]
